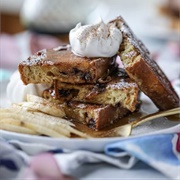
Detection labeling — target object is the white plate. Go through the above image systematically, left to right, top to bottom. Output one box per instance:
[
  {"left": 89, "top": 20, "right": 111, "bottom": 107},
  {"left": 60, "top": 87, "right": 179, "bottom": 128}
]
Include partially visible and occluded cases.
[
  {"left": 1, "top": 93, "right": 179, "bottom": 152},
  {"left": 1, "top": 120, "right": 179, "bottom": 152}
]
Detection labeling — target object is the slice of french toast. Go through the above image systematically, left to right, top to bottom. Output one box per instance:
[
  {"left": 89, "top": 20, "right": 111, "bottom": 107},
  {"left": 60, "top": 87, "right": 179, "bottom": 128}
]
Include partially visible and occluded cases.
[
  {"left": 110, "top": 16, "right": 179, "bottom": 110},
  {"left": 18, "top": 45, "right": 118, "bottom": 85},
  {"left": 42, "top": 70, "right": 139, "bottom": 112},
  {"left": 62, "top": 101, "right": 130, "bottom": 130}
]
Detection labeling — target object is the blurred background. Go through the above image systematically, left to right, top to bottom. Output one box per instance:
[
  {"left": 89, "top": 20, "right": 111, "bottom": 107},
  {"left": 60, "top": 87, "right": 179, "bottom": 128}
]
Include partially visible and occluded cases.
[{"left": 0, "top": 0, "right": 179, "bottom": 80}]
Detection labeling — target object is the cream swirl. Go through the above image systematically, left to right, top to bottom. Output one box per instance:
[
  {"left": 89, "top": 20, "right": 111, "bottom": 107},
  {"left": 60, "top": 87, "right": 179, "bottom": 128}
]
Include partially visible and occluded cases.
[{"left": 69, "top": 20, "right": 122, "bottom": 57}]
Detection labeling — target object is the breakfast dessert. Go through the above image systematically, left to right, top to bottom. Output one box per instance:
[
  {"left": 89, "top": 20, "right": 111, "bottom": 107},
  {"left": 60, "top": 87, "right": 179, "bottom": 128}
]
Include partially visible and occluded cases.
[
  {"left": 1, "top": 15, "right": 179, "bottom": 137},
  {"left": 110, "top": 16, "right": 179, "bottom": 110},
  {"left": 17, "top": 19, "right": 141, "bottom": 130},
  {"left": 18, "top": 46, "right": 118, "bottom": 85},
  {"left": 18, "top": 51, "right": 140, "bottom": 130},
  {"left": 43, "top": 71, "right": 139, "bottom": 112}
]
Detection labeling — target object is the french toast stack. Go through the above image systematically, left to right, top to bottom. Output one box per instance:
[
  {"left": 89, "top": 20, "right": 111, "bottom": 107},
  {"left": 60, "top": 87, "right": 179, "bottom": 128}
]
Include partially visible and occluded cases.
[
  {"left": 18, "top": 16, "right": 179, "bottom": 130},
  {"left": 18, "top": 47, "right": 139, "bottom": 130}
]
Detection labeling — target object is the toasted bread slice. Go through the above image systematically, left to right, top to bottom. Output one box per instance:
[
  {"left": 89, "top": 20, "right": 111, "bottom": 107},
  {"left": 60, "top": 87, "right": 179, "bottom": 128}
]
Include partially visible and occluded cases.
[
  {"left": 110, "top": 16, "right": 179, "bottom": 110},
  {"left": 18, "top": 45, "right": 118, "bottom": 85},
  {"left": 43, "top": 71, "right": 139, "bottom": 112},
  {"left": 62, "top": 102, "right": 129, "bottom": 130}
]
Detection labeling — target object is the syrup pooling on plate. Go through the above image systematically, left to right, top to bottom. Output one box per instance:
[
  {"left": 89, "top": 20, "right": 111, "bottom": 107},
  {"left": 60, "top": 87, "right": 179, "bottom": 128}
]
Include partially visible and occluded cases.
[{"left": 72, "top": 109, "right": 146, "bottom": 137}]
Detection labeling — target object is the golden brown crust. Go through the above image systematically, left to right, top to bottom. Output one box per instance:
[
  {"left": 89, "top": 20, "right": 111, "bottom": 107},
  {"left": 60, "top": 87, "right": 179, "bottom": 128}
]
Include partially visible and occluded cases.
[
  {"left": 110, "top": 16, "right": 179, "bottom": 110},
  {"left": 18, "top": 46, "right": 118, "bottom": 85}
]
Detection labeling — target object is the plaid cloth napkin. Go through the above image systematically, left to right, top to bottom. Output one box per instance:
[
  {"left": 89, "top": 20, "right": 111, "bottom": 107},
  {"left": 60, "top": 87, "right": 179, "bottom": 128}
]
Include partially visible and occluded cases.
[{"left": 0, "top": 124, "right": 179, "bottom": 179}]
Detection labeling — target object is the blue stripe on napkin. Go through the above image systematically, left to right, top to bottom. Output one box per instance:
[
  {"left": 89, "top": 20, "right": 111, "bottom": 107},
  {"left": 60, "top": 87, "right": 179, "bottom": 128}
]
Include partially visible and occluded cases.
[{"left": 105, "top": 133, "right": 180, "bottom": 179}]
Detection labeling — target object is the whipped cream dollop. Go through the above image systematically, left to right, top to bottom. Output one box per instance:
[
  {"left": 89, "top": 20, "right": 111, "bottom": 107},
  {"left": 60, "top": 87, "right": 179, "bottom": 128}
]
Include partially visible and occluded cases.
[
  {"left": 69, "top": 20, "right": 122, "bottom": 57},
  {"left": 7, "top": 71, "right": 49, "bottom": 103}
]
